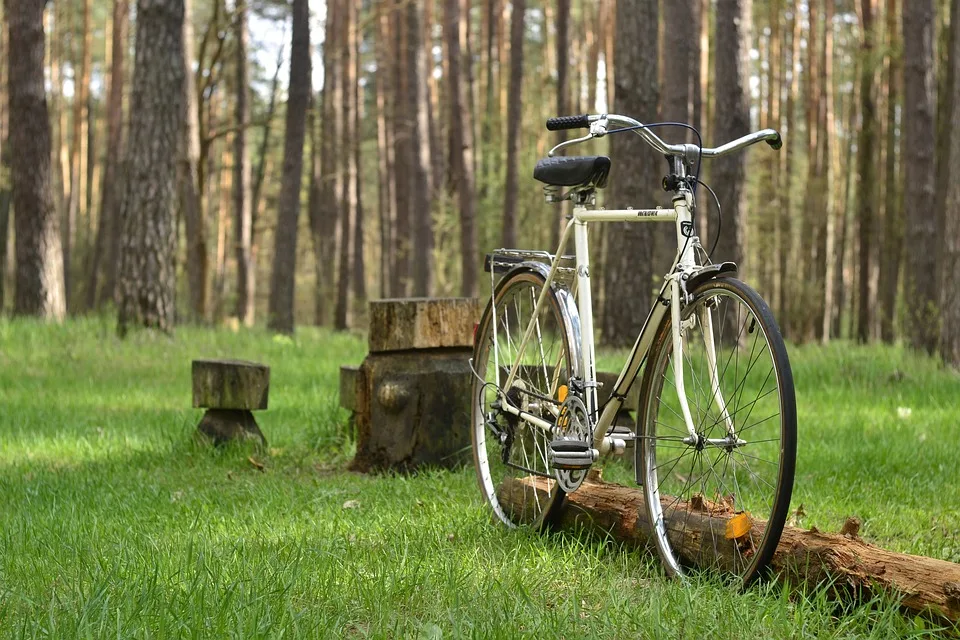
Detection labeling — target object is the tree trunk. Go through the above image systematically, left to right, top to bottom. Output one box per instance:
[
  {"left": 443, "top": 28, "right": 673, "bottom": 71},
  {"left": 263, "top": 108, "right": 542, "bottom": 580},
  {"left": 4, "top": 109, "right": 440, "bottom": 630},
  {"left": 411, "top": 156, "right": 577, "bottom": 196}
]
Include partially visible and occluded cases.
[
  {"left": 8, "top": 0, "right": 66, "bottom": 320},
  {"left": 88, "top": 0, "right": 129, "bottom": 310},
  {"left": 116, "top": 0, "right": 185, "bottom": 334},
  {"left": 178, "top": 0, "right": 208, "bottom": 322},
  {"left": 231, "top": 0, "right": 254, "bottom": 326},
  {"left": 267, "top": 0, "right": 310, "bottom": 334},
  {"left": 335, "top": 0, "right": 357, "bottom": 328},
  {"left": 350, "top": 0, "right": 366, "bottom": 307},
  {"left": 374, "top": 0, "right": 397, "bottom": 300},
  {"left": 392, "top": 0, "right": 411, "bottom": 297},
  {"left": 445, "top": 0, "right": 479, "bottom": 297},
  {"left": 501, "top": 0, "right": 525, "bottom": 249},
  {"left": 600, "top": 0, "right": 659, "bottom": 348},
  {"left": 712, "top": 0, "right": 751, "bottom": 273},
  {"left": 779, "top": 0, "right": 802, "bottom": 335},
  {"left": 800, "top": 0, "right": 820, "bottom": 341},
  {"left": 819, "top": 0, "right": 836, "bottom": 342},
  {"left": 855, "top": 0, "right": 877, "bottom": 343},
  {"left": 878, "top": 0, "right": 903, "bottom": 343},
  {"left": 902, "top": 0, "right": 938, "bottom": 352},
  {"left": 941, "top": 0, "right": 960, "bottom": 367},
  {"left": 408, "top": 1, "right": 435, "bottom": 298},
  {"left": 501, "top": 476, "right": 960, "bottom": 622}
]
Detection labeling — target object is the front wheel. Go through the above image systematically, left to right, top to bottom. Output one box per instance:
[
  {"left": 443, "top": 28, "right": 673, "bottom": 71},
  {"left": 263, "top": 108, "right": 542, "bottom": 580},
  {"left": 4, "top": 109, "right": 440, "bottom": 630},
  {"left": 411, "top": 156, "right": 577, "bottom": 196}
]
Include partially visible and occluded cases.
[{"left": 637, "top": 277, "right": 796, "bottom": 585}]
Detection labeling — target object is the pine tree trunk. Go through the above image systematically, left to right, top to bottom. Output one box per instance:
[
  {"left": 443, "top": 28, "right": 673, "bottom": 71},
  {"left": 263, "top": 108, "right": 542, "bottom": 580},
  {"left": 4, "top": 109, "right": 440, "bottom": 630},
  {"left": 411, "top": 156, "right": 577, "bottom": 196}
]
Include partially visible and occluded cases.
[
  {"left": 8, "top": 0, "right": 66, "bottom": 319},
  {"left": 87, "top": 0, "right": 128, "bottom": 310},
  {"left": 116, "top": 0, "right": 185, "bottom": 334},
  {"left": 233, "top": 0, "right": 254, "bottom": 326},
  {"left": 266, "top": 0, "right": 310, "bottom": 333},
  {"left": 315, "top": 0, "right": 341, "bottom": 323},
  {"left": 335, "top": 0, "right": 357, "bottom": 328},
  {"left": 350, "top": 0, "right": 365, "bottom": 306},
  {"left": 374, "top": 0, "right": 396, "bottom": 300},
  {"left": 445, "top": 0, "right": 478, "bottom": 297},
  {"left": 501, "top": 0, "right": 525, "bottom": 249},
  {"left": 600, "top": 0, "right": 659, "bottom": 348},
  {"left": 712, "top": 0, "right": 750, "bottom": 274},
  {"left": 779, "top": 0, "right": 802, "bottom": 335},
  {"left": 819, "top": 0, "right": 836, "bottom": 342},
  {"left": 855, "top": 0, "right": 877, "bottom": 343},
  {"left": 878, "top": 0, "right": 903, "bottom": 343},
  {"left": 902, "top": 0, "right": 938, "bottom": 352},
  {"left": 941, "top": 0, "right": 960, "bottom": 367},
  {"left": 409, "top": 1, "right": 434, "bottom": 298}
]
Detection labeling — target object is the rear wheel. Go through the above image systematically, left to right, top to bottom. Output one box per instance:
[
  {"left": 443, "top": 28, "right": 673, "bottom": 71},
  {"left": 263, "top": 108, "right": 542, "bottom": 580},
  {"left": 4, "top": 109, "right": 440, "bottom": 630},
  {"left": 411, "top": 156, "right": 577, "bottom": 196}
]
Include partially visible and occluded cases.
[
  {"left": 471, "top": 269, "right": 577, "bottom": 528},
  {"left": 637, "top": 278, "right": 796, "bottom": 584}
]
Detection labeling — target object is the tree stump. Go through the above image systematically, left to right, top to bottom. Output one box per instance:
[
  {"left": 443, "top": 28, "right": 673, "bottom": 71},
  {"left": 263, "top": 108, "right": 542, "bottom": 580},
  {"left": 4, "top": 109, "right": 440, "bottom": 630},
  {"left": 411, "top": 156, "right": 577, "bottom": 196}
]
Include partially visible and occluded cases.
[
  {"left": 344, "top": 298, "right": 480, "bottom": 472},
  {"left": 192, "top": 359, "right": 269, "bottom": 447},
  {"left": 500, "top": 476, "right": 960, "bottom": 622}
]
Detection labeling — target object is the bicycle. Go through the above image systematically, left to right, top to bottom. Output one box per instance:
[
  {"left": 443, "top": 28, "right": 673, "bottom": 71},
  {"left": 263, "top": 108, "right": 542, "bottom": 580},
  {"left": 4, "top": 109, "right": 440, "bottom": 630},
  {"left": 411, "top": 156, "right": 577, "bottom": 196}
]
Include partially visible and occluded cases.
[{"left": 470, "top": 113, "right": 796, "bottom": 585}]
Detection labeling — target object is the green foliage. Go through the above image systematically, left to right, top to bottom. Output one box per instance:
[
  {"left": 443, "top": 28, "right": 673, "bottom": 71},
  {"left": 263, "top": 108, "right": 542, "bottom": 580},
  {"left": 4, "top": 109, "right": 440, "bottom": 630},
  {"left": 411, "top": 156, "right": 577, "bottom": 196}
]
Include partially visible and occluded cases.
[{"left": 0, "top": 320, "right": 958, "bottom": 637}]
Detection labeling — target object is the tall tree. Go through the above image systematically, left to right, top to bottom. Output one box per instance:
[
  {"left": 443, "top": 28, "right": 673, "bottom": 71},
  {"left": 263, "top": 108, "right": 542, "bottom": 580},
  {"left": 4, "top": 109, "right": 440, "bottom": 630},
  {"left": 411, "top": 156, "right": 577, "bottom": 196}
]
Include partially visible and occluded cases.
[
  {"left": 7, "top": 0, "right": 66, "bottom": 319},
  {"left": 88, "top": 0, "right": 129, "bottom": 309},
  {"left": 116, "top": 0, "right": 185, "bottom": 333},
  {"left": 179, "top": 0, "right": 208, "bottom": 322},
  {"left": 233, "top": 0, "right": 254, "bottom": 326},
  {"left": 267, "top": 0, "right": 310, "bottom": 333},
  {"left": 335, "top": 0, "right": 357, "bottom": 327},
  {"left": 374, "top": 0, "right": 397, "bottom": 299},
  {"left": 445, "top": 0, "right": 479, "bottom": 297},
  {"left": 501, "top": 0, "right": 525, "bottom": 249},
  {"left": 551, "top": 0, "right": 569, "bottom": 249},
  {"left": 600, "top": 0, "right": 659, "bottom": 347},
  {"left": 711, "top": 0, "right": 751, "bottom": 272},
  {"left": 855, "top": 0, "right": 878, "bottom": 342},
  {"left": 878, "top": 0, "right": 902, "bottom": 342},
  {"left": 902, "top": 0, "right": 938, "bottom": 352},
  {"left": 941, "top": 0, "right": 960, "bottom": 366},
  {"left": 406, "top": 1, "right": 434, "bottom": 298}
]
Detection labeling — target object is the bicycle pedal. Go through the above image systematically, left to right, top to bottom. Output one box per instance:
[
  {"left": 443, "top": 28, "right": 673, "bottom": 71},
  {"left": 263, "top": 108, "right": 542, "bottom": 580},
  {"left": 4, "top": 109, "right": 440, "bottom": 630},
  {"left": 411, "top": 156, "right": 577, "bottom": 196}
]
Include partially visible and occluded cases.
[{"left": 549, "top": 439, "right": 598, "bottom": 470}]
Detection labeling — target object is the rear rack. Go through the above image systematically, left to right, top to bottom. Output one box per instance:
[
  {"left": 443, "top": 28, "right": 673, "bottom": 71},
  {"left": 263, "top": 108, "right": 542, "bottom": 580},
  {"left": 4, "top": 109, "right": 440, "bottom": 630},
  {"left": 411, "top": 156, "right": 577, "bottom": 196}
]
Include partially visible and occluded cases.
[{"left": 484, "top": 249, "right": 578, "bottom": 288}]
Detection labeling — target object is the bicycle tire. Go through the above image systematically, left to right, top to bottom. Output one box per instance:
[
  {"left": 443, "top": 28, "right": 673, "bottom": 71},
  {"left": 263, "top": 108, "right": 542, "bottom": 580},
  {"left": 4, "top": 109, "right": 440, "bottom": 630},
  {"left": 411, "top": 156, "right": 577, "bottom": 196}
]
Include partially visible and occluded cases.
[
  {"left": 471, "top": 267, "right": 578, "bottom": 529},
  {"left": 636, "top": 277, "right": 796, "bottom": 585}
]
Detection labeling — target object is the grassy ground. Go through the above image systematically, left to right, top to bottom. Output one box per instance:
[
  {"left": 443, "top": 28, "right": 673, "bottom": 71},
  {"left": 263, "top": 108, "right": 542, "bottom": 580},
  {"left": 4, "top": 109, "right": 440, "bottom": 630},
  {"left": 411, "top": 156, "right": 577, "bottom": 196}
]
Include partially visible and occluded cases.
[{"left": 1, "top": 317, "right": 958, "bottom": 638}]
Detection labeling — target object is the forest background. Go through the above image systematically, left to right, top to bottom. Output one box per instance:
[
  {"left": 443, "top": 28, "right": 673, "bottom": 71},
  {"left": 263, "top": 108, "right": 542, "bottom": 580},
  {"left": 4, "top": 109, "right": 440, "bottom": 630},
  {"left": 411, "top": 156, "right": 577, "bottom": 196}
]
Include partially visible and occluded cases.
[{"left": 2, "top": 0, "right": 959, "bottom": 368}]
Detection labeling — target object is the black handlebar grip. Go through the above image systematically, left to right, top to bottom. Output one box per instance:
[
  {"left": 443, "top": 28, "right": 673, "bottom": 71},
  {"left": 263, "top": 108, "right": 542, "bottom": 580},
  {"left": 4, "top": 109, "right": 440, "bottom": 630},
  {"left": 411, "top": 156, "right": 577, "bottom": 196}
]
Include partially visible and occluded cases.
[
  {"left": 546, "top": 114, "right": 591, "bottom": 131},
  {"left": 767, "top": 132, "right": 783, "bottom": 150}
]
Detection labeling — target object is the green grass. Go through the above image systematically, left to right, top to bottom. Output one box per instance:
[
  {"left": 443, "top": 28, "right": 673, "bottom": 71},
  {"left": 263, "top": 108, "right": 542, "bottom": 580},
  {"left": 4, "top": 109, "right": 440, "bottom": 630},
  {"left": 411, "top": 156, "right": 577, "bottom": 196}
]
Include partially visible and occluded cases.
[{"left": 1, "top": 317, "right": 958, "bottom": 638}]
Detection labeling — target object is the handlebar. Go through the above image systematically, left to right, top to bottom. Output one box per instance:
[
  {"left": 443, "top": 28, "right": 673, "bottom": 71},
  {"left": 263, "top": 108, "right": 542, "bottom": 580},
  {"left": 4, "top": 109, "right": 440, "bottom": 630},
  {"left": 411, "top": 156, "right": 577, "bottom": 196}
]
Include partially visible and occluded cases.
[{"left": 544, "top": 113, "right": 782, "bottom": 161}]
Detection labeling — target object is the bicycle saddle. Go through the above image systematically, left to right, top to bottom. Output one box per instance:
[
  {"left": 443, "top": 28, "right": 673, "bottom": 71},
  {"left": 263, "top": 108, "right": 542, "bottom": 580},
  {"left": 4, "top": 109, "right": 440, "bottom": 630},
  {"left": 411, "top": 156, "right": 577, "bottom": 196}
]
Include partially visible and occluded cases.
[{"left": 533, "top": 156, "right": 611, "bottom": 189}]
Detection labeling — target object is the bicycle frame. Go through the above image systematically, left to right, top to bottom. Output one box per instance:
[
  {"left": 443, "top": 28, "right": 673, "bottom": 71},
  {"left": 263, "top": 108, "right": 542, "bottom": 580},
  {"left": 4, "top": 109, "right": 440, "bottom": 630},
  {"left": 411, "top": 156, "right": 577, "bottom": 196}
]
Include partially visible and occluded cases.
[{"left": 495, "top": 183, "right": 710, "bottom": 456}]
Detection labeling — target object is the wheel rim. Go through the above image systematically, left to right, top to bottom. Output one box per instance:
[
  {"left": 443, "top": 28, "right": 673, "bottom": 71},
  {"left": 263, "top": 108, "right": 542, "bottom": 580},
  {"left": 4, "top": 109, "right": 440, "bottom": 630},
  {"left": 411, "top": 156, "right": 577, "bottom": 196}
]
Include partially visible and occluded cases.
[
  {"left": 472, "top": 274, "right": 572, "bottom": 528},
  {"left": 641, "top": 284, "right": 792, "bottom": 582}
]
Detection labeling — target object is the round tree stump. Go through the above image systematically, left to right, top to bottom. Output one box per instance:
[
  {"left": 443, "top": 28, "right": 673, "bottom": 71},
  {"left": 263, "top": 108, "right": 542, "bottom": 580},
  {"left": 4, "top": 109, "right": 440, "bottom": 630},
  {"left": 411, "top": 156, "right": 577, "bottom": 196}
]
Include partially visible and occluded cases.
[{"left": 192, "top": 359, "right": 269, "bottom": 446}]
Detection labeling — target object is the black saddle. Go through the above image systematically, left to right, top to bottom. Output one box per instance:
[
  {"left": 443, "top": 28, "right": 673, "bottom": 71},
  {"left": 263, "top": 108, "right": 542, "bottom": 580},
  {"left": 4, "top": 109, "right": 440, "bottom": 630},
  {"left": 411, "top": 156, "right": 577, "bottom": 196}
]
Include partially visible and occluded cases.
[{"left": 533, "top": 156, "right": 611, "bottom": 189}]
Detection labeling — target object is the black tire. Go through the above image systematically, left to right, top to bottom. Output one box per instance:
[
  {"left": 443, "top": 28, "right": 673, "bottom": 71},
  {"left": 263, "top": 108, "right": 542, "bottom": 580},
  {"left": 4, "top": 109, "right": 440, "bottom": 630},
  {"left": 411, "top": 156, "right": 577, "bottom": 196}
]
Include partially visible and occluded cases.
[
  {"left": 471, "top": 268, "right": 575, "bottom": 529},
  {"left": 636, "top": 277, "right": 796, "bottom": 584}
]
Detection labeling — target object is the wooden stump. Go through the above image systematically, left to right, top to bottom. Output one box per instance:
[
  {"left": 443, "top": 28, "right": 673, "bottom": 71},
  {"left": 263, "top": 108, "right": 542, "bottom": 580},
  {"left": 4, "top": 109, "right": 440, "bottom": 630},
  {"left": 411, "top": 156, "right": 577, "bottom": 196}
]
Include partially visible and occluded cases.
[
  {"left": 344, "top": 298, "right": 480, "bottom": 473},
  {"left": 192, "top": 359, "right": 269, "bottom": 446},
  {"left": 500, "top": 476, "right": 960, "bottom": 622}
]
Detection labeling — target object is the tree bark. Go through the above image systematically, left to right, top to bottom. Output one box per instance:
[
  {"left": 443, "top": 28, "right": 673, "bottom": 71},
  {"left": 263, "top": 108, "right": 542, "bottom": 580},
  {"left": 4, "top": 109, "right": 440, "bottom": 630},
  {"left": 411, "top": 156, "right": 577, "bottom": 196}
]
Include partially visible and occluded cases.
[
  {"left": 8, "top": 0, "right": 66, "bottom": 320},
  {"left": 88, "top": 0, "right": 129, "bottom": 311},
  {"left": 116, "top": 0, "right": 185, "bottom": 334},
  {"left": 178, "top": 0, "right": 208, "bottom": 322},
  {"left": 232, "top": 0, "right": 254, "bottom": 326},
  {"left": 267, "top": 0, "right": 310, "bottom": 333},
  {"left": 335, "top": 0, "right": 357, "bottom": 328},
  {"left": 350, "top": 0, "right": 365, "bottom": 306},
  {"left": 374, "top": 0, "right": 397, "bottom": 300},
  {"left": 445, "top": 0, "right": 479, "bottom": 297},
  {"left": 500, "top": 0, "right": 525, "bottom": 249},
  {"left": 600, "top": 0, "right": 659, "bottom": 348},
  {"left": 712, "top": 0, "right": 751, "bottom": 274},
  {"left": 779, "top": 0, "right": 802, "bottom": 335},
  {"left": 856, "top": 0, "right": 877, "bottom": 343},
  {"left": 878, "top": 0, "right": 903, "bottom": 343},
  {"left": 902, "top": 0, "right": 938, "bottom": 352},
  {"left": 941, "top": 0, "right": 960, "bottom": 367},
  {"left": 408, "top": 1, "right": 435, "bottom": 298},
  {"left": 501, "top": 476, "right": 960, "bottom": 622}
]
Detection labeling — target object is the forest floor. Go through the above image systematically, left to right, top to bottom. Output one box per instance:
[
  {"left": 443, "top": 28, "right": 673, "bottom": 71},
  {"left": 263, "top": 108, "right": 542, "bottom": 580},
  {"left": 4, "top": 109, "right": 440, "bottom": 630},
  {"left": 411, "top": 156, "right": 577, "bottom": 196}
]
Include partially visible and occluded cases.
[{"left": 1, "top": 318, "right": 959, "bottom": 638}]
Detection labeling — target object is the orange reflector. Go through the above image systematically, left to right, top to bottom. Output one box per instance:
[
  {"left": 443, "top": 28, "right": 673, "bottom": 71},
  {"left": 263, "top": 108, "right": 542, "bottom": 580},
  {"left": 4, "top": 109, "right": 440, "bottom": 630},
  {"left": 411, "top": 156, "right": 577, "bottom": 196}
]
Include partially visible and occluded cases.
[
  {"left": 557, "top": 385, "right": 568, "bottom": 402},
  {"left": 725, "top": 512, "right": 752, "bottom": 540}
]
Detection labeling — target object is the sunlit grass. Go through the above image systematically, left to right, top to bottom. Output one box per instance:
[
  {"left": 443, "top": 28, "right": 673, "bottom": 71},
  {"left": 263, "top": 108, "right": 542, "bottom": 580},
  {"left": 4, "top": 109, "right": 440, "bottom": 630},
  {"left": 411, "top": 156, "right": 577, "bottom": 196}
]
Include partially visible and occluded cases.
[{"left": 0, "top": 317, "right": 957, "bottom": 637}]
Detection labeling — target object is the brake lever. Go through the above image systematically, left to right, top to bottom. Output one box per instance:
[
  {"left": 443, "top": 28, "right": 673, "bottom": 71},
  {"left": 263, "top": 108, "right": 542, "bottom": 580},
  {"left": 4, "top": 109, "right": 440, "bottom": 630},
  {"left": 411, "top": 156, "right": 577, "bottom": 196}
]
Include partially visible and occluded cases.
[{"left": 547, "top": 118, "right": 608, "bottom": 157}]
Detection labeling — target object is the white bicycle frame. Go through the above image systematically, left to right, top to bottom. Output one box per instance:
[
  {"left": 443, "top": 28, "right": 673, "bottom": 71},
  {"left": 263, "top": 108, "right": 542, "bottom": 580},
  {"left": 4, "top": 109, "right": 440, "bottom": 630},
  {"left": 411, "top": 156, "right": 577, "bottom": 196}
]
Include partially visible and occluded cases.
[{"left": 492, "top": 114, "right": 779, "bottom": 457}]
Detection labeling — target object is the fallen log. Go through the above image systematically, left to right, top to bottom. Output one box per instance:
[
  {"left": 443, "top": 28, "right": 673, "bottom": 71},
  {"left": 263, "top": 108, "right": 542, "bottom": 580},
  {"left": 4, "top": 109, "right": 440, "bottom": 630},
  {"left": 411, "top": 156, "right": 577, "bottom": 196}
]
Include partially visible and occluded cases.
[{"left": 499, "top": 475, "right": 960, "bottom": 622}]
